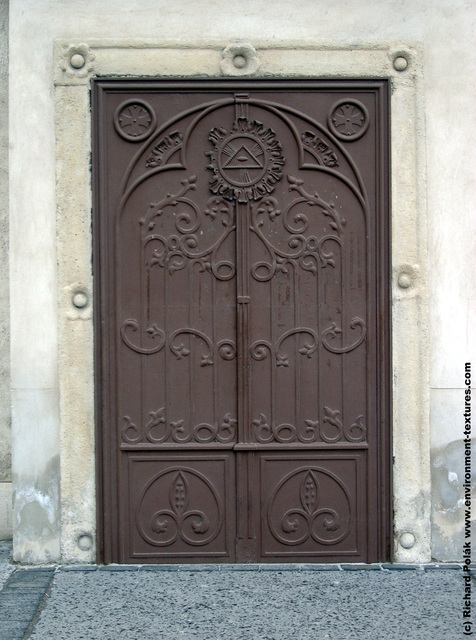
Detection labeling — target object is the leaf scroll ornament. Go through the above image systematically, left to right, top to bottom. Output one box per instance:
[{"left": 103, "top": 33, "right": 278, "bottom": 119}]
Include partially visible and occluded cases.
[
  {"left": 137, "top": 469, "right": 223, "bottom": 548},
  {"left": 268, "top": 469, "right": 352, "bottom": 546}
]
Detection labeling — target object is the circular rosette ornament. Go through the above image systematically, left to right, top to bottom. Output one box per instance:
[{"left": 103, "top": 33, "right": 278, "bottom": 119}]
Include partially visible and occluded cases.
[
  {"left": 114, "top": 99, "right": 157, "bottom": 142},
  {"left": 327, "top": 99, "right": 369, "bottom": 142},
  {"left": 206, "top": 118, "right": 285, "bottom": 203}
]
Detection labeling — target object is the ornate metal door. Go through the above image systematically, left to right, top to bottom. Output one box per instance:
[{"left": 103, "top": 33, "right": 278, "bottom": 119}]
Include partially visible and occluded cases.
[{"left": 93, "top": 79, "right": 391, "bottom": 563}]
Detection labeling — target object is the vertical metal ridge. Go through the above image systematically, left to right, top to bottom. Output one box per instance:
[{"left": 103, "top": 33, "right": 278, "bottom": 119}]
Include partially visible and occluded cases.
[{"left": 236, "top": 202, "right": 251, "bottom": 444}]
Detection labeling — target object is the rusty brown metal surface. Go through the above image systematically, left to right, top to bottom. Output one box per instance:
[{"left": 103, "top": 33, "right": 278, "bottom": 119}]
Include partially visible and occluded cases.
[{"left": 93, "top": 79, "right": 391, "bottom": 564}]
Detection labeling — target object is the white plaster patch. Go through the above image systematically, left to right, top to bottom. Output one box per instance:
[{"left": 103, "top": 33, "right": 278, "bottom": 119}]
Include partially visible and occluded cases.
[
  {"left": 431, "top": 437, "right": 476, "bottom": 561},
  {"left": 448, "top": 471, "right": 458, "bottom": 486},
  {"left": 15, "top": 487, "right": 56, "bottom": 527}
]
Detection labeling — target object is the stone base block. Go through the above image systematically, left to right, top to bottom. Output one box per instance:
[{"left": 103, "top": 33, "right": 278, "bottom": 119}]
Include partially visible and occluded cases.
[{"left": 0, "top": 483, "right": 12, "bottom": 540}]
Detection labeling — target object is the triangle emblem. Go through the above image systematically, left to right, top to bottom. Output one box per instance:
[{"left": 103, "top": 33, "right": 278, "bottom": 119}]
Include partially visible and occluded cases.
[{"left": 222, "top": 144, "right": 264, "bottom": 169}]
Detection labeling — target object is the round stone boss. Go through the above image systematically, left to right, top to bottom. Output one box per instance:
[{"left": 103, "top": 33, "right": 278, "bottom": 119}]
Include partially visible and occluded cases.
[
  {"left": 70, "top": 53, "right": 85, "bottom": 69},
  {"left": 393, "top": 55, "right": 409, "bottom": 71}
]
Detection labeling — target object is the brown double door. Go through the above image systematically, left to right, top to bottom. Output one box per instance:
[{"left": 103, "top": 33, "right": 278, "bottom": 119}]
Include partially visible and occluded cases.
[{"left": 93, "top": 79, "right": 391, "bottom": 563}]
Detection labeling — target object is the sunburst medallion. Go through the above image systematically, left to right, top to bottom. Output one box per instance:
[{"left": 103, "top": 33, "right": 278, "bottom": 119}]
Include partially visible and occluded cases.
[{"left": 206, "top": 118, "right": 285, "bottom": 203}]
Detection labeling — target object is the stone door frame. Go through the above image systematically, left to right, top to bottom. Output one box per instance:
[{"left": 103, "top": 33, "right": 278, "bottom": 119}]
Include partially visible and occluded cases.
[{"left": 54, "top": 40, "right": 428, "bottom": 563}]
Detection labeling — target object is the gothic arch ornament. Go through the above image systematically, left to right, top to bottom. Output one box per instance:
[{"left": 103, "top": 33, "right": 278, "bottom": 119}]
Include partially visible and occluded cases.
[{"left": 116, "top": 93, "right": 370, "bottom": 215}]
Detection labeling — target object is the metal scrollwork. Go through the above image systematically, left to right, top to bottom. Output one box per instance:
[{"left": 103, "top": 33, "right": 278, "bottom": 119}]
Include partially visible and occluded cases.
[
  {"left": 287, "top": 175, "right": 346, "bottom": 237},
  {"left": 141, "top": 177, "right": 235, "bottom": 281},
  {"left": 249, "top": 177, "right": 342, "bottom": 282},
  {"left": 322, "top": 317, "right": 366, "bottom": 354},
  {"left": 120, "top": 319, "right": 165, "bottom": 355},
  {"left": 121, "top": 322, "right": 237, "bottom": 364},
  {"left": 250, "top": 327, "right": 318, "bottom": 370},
  {"left": 170, "top": 328, "right": 214, "bottom": 365},
  {"left": 276, "top": 328, "right": 318, "bottom": 364},
  {"left": 169, "top": 329, "right": 237, "bottom": 368},
  {"left": 217, "top": 339, "right": 237, "bottom": 361},
  {"left": 251, "top": 405, "right": 366, "bottom": 445},
  {"left": 122, "top": 407, "right": 237, "bottom": 445},
  {"left": 321, "top": 407, "right": 366, "bottom": 444},
  {"left": 122, "top": 408, "right": 170, "bottom": 445},
  {"left": 172, "top": 413, "right": 237, "bottom": 444},
  {"left": 252, "top": 413, "right": 318, "bottom": 444}
]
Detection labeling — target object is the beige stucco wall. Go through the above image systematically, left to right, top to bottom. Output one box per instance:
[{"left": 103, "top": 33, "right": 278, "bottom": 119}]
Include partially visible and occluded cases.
[
  {"left": 0, "top": 0, "right": 11, "bottom": 540},
  {"left": 8, "top": 0, "right": 476, "bottom": 563}
]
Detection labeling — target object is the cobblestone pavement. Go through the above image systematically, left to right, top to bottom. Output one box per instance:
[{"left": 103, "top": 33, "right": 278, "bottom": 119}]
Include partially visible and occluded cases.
[
  {"left": 0, "top": 541, "right": 14, "bottom": 590},
  {"left": 0, "top": 542, "right": 467, "bottom": 640}
]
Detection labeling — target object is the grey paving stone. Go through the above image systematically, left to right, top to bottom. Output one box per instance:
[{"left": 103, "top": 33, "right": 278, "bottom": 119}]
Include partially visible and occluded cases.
[
  {"left": 0, "top": 541, "right": 13, "bottom": 590},
  {"left": 257, "top": 563, "right": 303, "bottom": 571},
  {"left": 301, "top": 563, "right": 341, "bottom": 571},
  {"left": 341, "top": 563, "right": 381, "bottom": 570},
  {"left": 381, "top": 563, "right": 424, "bottom": 570},
  {"left": 423, "top": 563, "right": 462, "bottom": 571},
  {"left": 61, "top": 564, "right": 98, "bottom": 571},
  {"left": 97, "top": 564, "right": 139, "bottom": 571},
  {"left": 138, "top": 564, "right": 181, "bottom": 571},
  {"left": 177, "top": 564, "right": 219, "bottom": 572},
  {"left": 218, "top": 564, "right": 257, "bottom": 571},
  {"left": 27, "top": 565, "right": 461, "bottom": 640},
  {"left": 15, "top": 566, "right": 55, "bottom": 572},
  {"left": 0, "top": 568, "right": 54, "bottom": 640},
  {"left": 7, "top": 572, "right": 54, "bottom": 588},
  {"left": 8, "top": 573, "right": 51, "bottom": 591},
  {"left": 0, "top": 591, "right": 43, "bottom": 607},
  {"left": 0, "top": 603, "right": 38, "bottom": 621},
  {"left": 0, "top": 620, "right": 28, "bottom": 640}
]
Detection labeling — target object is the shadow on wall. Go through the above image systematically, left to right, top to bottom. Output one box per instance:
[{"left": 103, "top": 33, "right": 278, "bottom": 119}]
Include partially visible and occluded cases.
[{"left": 431, "top": 438, "right": 475, "bottom": 562}]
